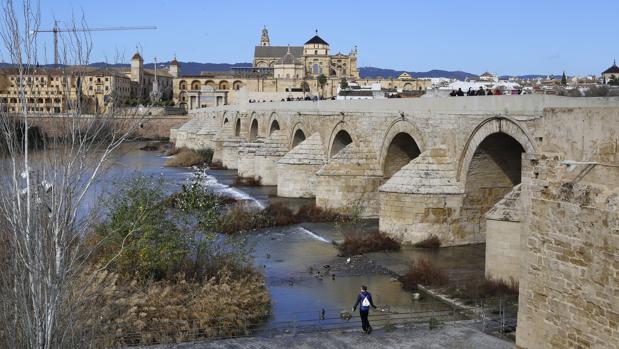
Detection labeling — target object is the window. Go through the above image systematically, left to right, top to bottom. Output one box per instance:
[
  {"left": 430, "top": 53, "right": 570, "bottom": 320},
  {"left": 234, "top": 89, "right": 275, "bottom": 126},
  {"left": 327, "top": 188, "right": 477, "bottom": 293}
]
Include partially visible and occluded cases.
[{"left": 314, "top": 50, "right": 317, "bottom": 55}]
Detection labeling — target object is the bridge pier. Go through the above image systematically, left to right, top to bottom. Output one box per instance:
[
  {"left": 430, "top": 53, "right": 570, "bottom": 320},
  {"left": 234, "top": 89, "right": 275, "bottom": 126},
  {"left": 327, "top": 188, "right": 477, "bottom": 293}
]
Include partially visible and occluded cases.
[
  {"left": 254, "top": 130, "right": 289, "bottom": 186},
  {"left": 276, "top": 132, "right": 326, "bottom": 198},
  {"left": 219, "top": 139, "right": 242, "bottom": 169},
  {"left": 238, "top": 140, "right": 261, "bottom": 179},
  {"left": 314, "top": 142, "right": 383, "bottom": 218},
  {"left": 379, "top": 148, "right": 466, "bottom": 245},
  {"left": 484, "top": 185, "right": 522, "bottom": 282}
]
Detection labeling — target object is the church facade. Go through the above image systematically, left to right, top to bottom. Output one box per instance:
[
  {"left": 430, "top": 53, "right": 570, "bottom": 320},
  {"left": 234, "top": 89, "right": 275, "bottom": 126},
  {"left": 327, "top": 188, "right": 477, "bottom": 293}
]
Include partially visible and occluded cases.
[{"left": 172, "top": 28, "right": 364, "bottom": 110}]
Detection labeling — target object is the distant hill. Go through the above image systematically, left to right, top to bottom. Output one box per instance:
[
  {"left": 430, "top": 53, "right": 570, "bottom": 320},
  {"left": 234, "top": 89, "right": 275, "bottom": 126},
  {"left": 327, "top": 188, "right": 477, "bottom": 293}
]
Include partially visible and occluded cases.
[
  {"left": 0, "top": 61, "right": 561, "bottom": 80},
  {"left": 0, "top": 61, "right": 253, "bottom": 76},
  {"left": 359, "top": 67, "right": 478, "bottom": 80}
]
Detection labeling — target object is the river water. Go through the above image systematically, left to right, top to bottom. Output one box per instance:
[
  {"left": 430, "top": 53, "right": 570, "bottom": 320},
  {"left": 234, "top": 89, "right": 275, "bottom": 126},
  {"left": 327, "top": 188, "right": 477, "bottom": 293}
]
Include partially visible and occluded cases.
[{"left": 88, "top": 143, "right": 486, "bottom": 327}]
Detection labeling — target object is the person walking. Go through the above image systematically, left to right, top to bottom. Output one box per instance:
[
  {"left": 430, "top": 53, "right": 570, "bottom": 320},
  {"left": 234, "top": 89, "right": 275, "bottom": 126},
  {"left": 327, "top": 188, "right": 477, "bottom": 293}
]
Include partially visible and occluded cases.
[{"left": 352, "top": 285, "right": 377, "bottom": 334}]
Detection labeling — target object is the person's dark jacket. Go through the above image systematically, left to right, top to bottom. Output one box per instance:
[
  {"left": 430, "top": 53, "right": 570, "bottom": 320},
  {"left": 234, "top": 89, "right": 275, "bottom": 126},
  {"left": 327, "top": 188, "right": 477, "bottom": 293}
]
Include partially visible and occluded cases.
[{"left": 353, "top": 291, "right": 377, "bottom": 312}]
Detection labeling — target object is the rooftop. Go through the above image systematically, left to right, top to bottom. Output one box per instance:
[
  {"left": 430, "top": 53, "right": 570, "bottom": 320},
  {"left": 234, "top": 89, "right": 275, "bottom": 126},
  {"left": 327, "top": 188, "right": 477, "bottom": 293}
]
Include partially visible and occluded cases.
[
  {"left": 305, "top": 35, "right": 329, "bottom": 46},
  {"left": 602, "top": 60, "right": 619, "bottom": 75}
]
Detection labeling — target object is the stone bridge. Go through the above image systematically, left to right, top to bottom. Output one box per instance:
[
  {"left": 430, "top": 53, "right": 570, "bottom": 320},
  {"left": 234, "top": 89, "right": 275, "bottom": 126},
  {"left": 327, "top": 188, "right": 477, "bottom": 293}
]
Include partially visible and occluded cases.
[
  {"left": 172, "top": 95, "right": 619, "bottom": 348},
  {"left": 171, "top": 96, "right": 618, "bottom": 256}
]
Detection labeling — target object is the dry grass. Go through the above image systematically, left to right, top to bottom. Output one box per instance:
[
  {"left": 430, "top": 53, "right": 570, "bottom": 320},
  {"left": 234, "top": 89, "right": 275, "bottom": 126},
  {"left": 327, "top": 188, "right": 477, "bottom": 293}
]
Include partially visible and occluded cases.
[
  {"left": 139, "top": 142, "right": 162, "bottom": 151},
  {"left": 165, "top": 146, "right": 182, "bottom": 156},
  {"left": 165, "top": 148, "right": 213, "bottom": 167},
  {"left": 209, "top": 161, "right": 227, "bottom": 170},
  {"left": 232, "top": 176, "right": 262, "bottom": 186},
  {"left": 215, "top": 202, "right": 345, "bottom": 234},
  {"left": 216, "top": 203, "right": 266, "bottom": 234},
  {"left": 296, "top": 203, "right": 342, "bottom": 222},
  {"left": 337, "top": 232, "right": 401, "bottom": 257},
  {"left": 413, "top": 235, "right": 441, "bottom": 248},
  {"left": 399, "top": 259, "right": 449, "bottom": 291},
  {"left": 79, "top": 268, "right": 270, "bottom": 347},
  {"left": 449, "top": 277, "right": 519, "bottom": 300}
]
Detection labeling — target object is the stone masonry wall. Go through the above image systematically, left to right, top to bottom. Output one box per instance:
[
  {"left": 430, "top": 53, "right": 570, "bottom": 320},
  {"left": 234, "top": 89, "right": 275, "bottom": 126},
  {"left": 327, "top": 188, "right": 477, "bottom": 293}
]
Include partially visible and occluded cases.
[{"left": 516, "top": 155, "right": 618, "bottom": 349}]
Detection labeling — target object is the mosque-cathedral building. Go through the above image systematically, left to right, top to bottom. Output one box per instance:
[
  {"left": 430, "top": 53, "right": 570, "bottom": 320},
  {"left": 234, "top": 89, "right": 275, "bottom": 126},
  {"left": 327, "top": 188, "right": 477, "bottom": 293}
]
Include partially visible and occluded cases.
[{"left": 172, "top": 27, "right": 429, "bottom": 110}]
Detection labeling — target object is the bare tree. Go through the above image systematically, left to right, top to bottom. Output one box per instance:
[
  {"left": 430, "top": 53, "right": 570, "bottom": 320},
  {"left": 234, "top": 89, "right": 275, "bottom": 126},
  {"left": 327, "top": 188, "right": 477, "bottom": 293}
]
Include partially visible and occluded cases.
[{"left": 0, "top": 1, "right": 144, "bottom": 347}]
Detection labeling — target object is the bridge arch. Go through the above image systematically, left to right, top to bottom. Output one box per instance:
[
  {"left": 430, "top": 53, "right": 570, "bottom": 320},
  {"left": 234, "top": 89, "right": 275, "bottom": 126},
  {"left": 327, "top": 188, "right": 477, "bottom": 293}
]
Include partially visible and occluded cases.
[
  {"left": 268, "top": 112, "right": 281, "bottom": 136},
  {"left": 457, "top": 117, "right": 536, "bottom": 183},
  {"left": 458, "top": 117, "right": 536, "bottom": 235},
  {"left": 234, "top": 118, "right": 241, "bottom": 137},
  {"left": 249, "top": 118, "right": 259, "bottom": 141},
  {"left": 269, "top": 119, "right": 280, "bottom": 135},
  {"left": 379, "top": 119, "right": 425, "bottom": 178},
  {"left": 288, "top": 122, "right": 307, "bottom": 149},
  {"left": 327, "top": 122, "right": 356, "bottom": 159}
]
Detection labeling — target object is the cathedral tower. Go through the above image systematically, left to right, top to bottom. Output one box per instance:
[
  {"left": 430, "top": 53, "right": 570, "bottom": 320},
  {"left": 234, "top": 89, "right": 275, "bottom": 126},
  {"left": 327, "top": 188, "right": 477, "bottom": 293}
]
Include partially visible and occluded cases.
[{"left": 260, "top": 26, "right": 270, "bottom": 46}]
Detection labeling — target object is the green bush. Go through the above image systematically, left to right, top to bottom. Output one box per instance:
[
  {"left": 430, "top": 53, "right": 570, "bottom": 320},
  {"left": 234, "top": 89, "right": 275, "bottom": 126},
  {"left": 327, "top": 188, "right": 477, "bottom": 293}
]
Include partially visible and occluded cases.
[
  {"left": 94, "top": 172, "right": 240, "bottom": 282},
  {"left": 95, "top": 177, "right": 186, "bottom": 281}
]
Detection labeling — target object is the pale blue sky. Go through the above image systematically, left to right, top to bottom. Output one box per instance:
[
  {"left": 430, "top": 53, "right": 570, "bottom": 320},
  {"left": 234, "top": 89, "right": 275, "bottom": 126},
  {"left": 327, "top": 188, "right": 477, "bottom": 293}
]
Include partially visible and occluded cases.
[{"left": 4, "top": 0, "right": 618, "bottom": 75}]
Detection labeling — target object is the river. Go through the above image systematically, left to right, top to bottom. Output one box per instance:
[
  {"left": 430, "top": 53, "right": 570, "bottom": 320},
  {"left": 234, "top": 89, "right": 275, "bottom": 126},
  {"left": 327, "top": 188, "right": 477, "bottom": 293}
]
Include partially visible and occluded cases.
[{"left": 87, "top": 143, "right": 486, "bottom": 327}]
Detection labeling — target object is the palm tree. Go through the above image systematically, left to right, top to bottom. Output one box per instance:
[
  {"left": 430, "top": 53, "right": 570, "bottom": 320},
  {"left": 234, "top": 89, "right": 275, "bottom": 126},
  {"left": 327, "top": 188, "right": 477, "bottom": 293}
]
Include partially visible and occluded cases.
[
  {"left": 317, "top": 74, "right": 327, "bottom": 98},
  {"left": 301, "top": 80, "right": 310, "bottom": 98}
]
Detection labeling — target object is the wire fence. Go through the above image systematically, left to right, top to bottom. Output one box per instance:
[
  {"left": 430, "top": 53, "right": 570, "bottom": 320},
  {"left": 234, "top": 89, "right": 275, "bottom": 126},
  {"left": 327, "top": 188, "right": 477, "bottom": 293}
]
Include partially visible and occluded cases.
[{"left": 98, "top": 296, "right": 519, "bottom": 347}]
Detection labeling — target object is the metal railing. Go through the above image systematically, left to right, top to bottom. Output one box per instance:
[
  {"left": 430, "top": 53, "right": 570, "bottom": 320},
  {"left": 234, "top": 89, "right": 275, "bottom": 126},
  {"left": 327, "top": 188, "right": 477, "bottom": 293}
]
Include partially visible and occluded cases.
[{"left": 97, "top": 296, "right": 518, "bottom": 347}]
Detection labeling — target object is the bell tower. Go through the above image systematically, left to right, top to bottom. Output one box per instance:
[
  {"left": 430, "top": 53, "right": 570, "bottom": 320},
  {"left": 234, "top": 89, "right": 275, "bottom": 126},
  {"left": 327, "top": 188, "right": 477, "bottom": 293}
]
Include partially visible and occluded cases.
[{"left": 260, "top": 26, "right": 270, "bottom": 46}]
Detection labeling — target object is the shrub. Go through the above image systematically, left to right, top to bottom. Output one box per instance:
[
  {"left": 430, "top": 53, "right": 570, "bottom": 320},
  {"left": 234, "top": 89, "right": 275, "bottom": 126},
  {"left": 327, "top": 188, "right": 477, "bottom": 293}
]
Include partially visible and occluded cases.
[
  {"left": 584, "top": 85, "right": 609, "bottom": 97},
  {"left": 139, "top": 142, "right": 161, "bottom": 151},
  {"left": 165, "top": 145, "right": 181, "bottom": 156},
  {"left": 165, "top": 148, "right": 213, "bottom": 167},
  {"left": 209, "top": 160, "right": 227, "bottom": 170},
  {"left": 94, "top": 173, "right": 240, "bottom": 282},
  {"left": 232, "top": 176, "right": 262, "bottom": 186},
  {"left": 94, "top": 177, "right": 186, "bottom": 281},
  {"left": 215, "top": 202, "right": 347, "bottom": 234},
  {"left": 216, "top": 202, "right": 267, "bottom": 234},
  {"left": 262, "top": 203, "right": 296, "bottom": 226},
  {"left": 296, "top": 203, "right": 342, "bottom": 222},
  {"left": 337, "top": 231, "right": 401, "bottom": 257},
  {"left": 413, "top": 235, "right": 441, "bottom": 248},
  {"left": 399, "top": 259, "right": 448, "bottom": 291},
  {"left": 450, "top": 277, "right": 519, "bottom": 300},
  {"left": 429, "top": 317, "right": 443, "bottom": 330}
]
